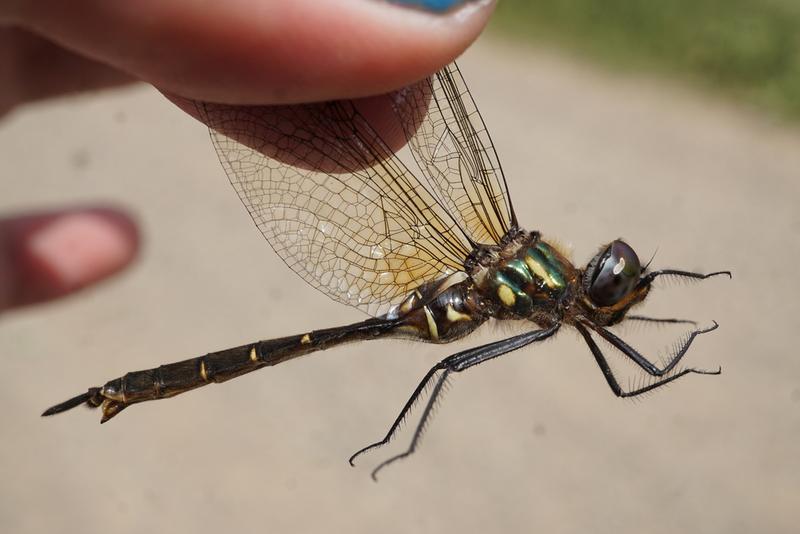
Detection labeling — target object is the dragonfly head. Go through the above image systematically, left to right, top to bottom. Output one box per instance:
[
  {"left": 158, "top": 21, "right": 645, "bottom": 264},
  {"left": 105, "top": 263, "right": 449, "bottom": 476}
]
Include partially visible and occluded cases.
[
  {"left": 578, "top": 239, "right": 732, "bottom": 326},
  {"left": 578, "top": 239, "right": 649, "bottom": 325}
]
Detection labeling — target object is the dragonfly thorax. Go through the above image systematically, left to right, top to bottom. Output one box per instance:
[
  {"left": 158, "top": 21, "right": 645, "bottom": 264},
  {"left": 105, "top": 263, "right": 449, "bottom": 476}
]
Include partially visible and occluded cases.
[{"left": 476, "top": 231, "right": 578, "bottom": 322}]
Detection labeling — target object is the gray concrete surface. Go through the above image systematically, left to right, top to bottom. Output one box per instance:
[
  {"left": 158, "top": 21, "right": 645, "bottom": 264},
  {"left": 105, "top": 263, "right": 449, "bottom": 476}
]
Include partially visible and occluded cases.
[{"left": 1, "top": 39, "right": 798, "bottom": 533}]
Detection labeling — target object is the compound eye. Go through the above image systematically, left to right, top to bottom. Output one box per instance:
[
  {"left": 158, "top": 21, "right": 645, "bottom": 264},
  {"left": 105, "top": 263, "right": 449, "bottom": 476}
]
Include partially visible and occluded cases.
[{"left": 587, "top": 240, "right": 642, "bottom": 307}]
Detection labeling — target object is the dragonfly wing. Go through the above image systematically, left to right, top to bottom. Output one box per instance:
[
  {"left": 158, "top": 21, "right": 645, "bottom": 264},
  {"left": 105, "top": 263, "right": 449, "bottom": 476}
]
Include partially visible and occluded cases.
[
  {"left": 392, "top": 63, "right": 516, "bottom": 245},
  {"left": 198, "top": 97, "right": 473, "bottom": 317}
]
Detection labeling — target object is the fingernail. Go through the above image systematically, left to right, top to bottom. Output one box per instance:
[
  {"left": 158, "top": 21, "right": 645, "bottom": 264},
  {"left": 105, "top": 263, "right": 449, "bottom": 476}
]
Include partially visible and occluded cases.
[{"left": 386, "top": 0, "right": 482, "bottom": 13}]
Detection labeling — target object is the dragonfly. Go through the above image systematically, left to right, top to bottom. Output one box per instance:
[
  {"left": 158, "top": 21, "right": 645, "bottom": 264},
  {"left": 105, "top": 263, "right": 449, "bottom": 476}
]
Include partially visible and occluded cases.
[{"left": 43, "top": 63, "right": 730, "bottom": 479}]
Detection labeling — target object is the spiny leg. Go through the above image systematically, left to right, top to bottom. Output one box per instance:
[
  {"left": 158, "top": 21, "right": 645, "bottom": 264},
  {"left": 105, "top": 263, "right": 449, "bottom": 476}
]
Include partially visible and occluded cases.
[
  {"left": 637, "top": 269, "right": 731, "bottom": 290},
  {"left": 626, "top": 315, "right": 697, "bottom": 326},
  {"left": 591, "top": 321, "right": 718, "bottom": 377},
  {"left": 350, "top": 324, "right": 560, "bottom": 479},
  {"left": 575, "top": 324, "right": 720, "bottom": 398},
  {"left": 348, "top": 364, "right": 445, "bottom": 467},
  {"left": 368, "top": 369, "right": 451, "bottom": 481}
]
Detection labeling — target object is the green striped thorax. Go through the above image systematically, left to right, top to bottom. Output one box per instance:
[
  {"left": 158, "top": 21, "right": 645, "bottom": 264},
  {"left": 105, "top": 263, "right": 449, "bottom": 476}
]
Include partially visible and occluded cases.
[{"left": 486, "top": 241, "right": 572, "bottom": 317}]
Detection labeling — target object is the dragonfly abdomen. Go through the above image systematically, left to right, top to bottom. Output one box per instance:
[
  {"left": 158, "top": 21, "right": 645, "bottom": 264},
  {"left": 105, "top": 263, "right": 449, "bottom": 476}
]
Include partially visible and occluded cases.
[
  {"left": 392, "top": 281, "right": 487, "bottom": 343},
  {"left": 50, "top": 318, "right": 401, "bottom": 423}
]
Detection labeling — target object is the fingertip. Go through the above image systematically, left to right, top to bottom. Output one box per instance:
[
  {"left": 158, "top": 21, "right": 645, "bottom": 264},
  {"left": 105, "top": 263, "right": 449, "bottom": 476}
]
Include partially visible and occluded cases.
[
  {"left": 23, "top": 0, "right": 496, "bottom": 104},
  {"left": 176, "top": 0, "right": 498, "bottom": 103},
  {"left": 0, "top": 207, "right": 140, "bottom": 311}
]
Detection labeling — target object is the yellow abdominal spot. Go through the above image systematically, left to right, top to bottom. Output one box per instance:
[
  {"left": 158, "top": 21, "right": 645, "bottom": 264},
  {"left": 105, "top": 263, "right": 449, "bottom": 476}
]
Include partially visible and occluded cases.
[
  {"left": 497, "top": 284, "right": 516, "bottom": 307},
  {"left": 399, "top": 291, "right": 422, "bottom": 314},
  {"left": 446, "top": 305, "right": 471, "bottom": 323},
  {"left": 423, "top": 306, "right": 439, "bottom": 341},
  {"left": 396, "top": 324, "right": 421, "bottom": 336},
  {"left": 301, "top": 334, "right": 311, "bottom": 345},
  {"left": 249, "top": 347, "right": 258, "bottom": 362},
  {"left": 200, "top": 361, "right": 209, "bottom": 381}
]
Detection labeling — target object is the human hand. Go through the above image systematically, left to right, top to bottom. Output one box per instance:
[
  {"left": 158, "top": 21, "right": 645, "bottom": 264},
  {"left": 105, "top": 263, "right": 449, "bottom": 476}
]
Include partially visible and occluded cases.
[{"left": 0, "top": 0, "right": 494, "bottom": 312}]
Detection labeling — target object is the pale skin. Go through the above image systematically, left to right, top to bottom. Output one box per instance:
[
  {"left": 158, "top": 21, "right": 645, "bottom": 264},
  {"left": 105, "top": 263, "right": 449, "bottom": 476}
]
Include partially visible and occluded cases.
[{"left": 0, "top": 0, "right": 495, "bottom": 313}]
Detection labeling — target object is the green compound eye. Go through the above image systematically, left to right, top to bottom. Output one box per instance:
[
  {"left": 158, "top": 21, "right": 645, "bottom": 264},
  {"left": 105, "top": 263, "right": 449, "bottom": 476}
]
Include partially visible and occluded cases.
[{"left": 586, "top": 240, "right": 642, "bottom": 307}]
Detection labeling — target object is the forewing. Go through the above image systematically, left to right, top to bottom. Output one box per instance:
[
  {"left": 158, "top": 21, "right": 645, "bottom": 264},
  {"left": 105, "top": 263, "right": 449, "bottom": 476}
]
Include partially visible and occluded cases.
[
  {"left": 393, "top": 63, "right": 515, "bottom": 244},
  {"left": 197, "top": 98, "right": 473, "bottom": 317}
]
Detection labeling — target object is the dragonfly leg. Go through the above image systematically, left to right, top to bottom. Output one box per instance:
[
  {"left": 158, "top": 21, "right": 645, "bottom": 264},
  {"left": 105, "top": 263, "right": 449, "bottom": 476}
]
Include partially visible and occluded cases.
[
  {"left": 626, "top": 315, "right": 697, "bottom": 326},
  {"left": 590, "top": 321, "right": 719, "bottom": 377},
  {"left": 349, "top": 324, "right": 560, "bottom": 480},
  {"left": 576, "top": 324, "right": 721, "bottom": 398}
]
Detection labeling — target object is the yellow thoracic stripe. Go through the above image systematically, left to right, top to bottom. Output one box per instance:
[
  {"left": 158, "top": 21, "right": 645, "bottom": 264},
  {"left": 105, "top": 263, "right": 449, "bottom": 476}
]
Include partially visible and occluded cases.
[
  {"left": 525, "top": 255, "right": 559, "bottom": 289},
  {"left": 497, "top": 284, "right": 516, "bottom": 307}
]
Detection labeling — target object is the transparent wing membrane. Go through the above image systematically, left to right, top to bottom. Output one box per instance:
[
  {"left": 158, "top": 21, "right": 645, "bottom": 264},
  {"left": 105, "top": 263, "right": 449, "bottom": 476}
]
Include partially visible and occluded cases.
[
  {"left": 197, "top": 62, "right": 514, "bottom": 316},
  {"left": 393, "top": 64, "right": 515, "bottom": 244},
  {"left": 199, "top": 99, "right": 470, "bottom": 316}
]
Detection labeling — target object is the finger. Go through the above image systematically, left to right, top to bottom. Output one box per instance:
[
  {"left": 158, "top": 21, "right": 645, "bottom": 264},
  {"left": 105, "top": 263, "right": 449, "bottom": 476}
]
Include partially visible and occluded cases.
[
  {"left": 13, "top": 0, "right": 495, "bottom": 105},
  {"left": 0, "top": 28, "right": 134, "bottom": 115},
  {"left": 168, "top": 85, "right": 428, "bottom": 173},
  {"left": 0, "top": 207, "right": 139, "bottom": 312}
]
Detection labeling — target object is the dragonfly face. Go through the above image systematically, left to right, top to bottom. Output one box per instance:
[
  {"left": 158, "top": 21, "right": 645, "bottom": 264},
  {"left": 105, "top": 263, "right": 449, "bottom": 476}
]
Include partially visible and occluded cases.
[
  {"left": 576, "top": 239, "right": 650, "bottom": 327},
  {"left": 585, "top": 240, "right": 643, "bottom": 307}
]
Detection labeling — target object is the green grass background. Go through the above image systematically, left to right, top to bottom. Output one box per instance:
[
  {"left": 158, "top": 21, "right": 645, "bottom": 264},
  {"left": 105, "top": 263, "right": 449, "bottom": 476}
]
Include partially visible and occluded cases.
[{"left": 489, "top": 0, "right": 800, "bottom": 120}]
